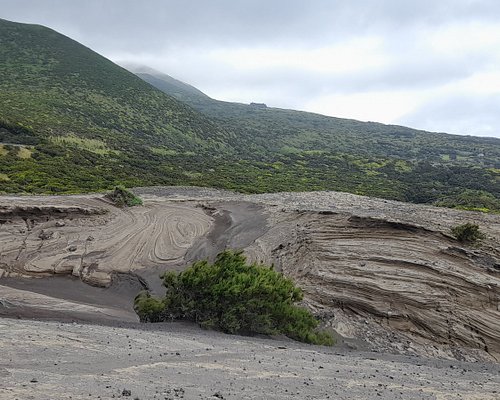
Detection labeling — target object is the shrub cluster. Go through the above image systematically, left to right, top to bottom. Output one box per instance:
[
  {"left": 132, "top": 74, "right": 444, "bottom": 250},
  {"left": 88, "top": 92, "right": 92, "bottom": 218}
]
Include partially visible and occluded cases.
[
  {"left": 105, "top": 186, "right": 143, "bottom": 207},
  {"left": 451, "top": 223, "right": 485, "bottom": 243},
  {"left": 134, "top": 250, "right": 334, "bottom": 346}
]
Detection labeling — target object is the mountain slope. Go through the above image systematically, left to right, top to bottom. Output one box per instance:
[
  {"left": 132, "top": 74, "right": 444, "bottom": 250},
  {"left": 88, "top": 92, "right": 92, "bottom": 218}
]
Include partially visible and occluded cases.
[
  {"left": 0, "top": 18, "right": 233, "bottom": 193},
  {"left": 0, "top": 18, "right": 498, "bottom": 212},
  {"left": 128, "top": 65, "right": 213, "bottom": 107},
  {"left": 134, "top": 68, "right": 500, "bottom": 211},
  {"left": 134, "top": 68, "right": 499, "bottom": 162}
]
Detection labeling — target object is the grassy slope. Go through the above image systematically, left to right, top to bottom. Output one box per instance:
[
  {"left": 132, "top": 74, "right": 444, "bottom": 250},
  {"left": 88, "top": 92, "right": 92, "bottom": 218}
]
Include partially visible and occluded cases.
[
  {"left": 0, "top": 18, "right": 233, "bottom": 193},
  {"left": 0, "top": 18, "right": 498, "bottom": 211},
  {"left": 135, "top": 69, "right": 500, "bottom": 211}
]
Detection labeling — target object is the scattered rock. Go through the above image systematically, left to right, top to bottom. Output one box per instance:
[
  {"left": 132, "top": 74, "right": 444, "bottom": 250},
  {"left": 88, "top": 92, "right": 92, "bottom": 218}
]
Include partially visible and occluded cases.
[
  {"left": 38, "top": 230, "right": 53, "bottom": 240},
  {"left": 54, "top": 264, "right": 74, "bottom": 274},
  {"left": 122, "top": 389, "right": 131, "bottom": 397}
]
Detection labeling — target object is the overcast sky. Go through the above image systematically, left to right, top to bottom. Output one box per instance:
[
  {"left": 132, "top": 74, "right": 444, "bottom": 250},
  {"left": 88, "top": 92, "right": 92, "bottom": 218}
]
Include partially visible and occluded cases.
[{"left": 2, "top": 0, "right": 500, "bottom": 138}]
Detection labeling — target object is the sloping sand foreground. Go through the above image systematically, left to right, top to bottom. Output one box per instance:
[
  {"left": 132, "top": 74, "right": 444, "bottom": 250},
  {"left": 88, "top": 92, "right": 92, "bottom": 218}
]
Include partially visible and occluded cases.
[{"left": 1, "top": 318, "right": 499, "bottom": 400}]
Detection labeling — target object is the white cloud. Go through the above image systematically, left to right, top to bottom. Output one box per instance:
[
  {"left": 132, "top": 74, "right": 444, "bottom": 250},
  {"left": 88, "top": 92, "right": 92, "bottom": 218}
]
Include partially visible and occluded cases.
[
  {"left": 427, "top": 21, "right": 500, "bottom": 56},
  {"left": 208, "top": 37, "right": 386, "bottom": 74},
  {"left": 455, "top": 71, "right": 500, "bottom": 95},
  {"left": 303, "top": 90, "right": 425, "bottom": 124},
  {"left": 399, "top": 92, "right": 500, "bottom": 137}
]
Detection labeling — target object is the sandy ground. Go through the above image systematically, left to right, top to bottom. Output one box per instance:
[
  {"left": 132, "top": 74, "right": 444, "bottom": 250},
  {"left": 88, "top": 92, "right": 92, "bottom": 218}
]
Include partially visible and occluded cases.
[
  {"left": 1, "top": 186, "right": 499, "bottom": 369},
  {"left": 0, "top": 277, "right": 139, "bottom": 323},
  {"left": 1, "top": 318, "right": 500, "bottom": 400}
]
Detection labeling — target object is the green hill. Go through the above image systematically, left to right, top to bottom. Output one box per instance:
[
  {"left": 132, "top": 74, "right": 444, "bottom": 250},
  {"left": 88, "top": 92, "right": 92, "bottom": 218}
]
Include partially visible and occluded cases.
[
  {"left": 0, "top": 18, "right": 498, "bottom": 212},
  {"left": 0, "top": 18, "right": 233, "bottom": 193},
  {"left": 134, "top": 68, "right": 500, "bottom": 212}
]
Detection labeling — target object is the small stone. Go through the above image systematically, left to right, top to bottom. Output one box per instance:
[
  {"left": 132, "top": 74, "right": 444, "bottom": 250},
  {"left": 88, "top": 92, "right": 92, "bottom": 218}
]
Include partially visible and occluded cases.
[
  {"left": 55, "top": 221, "right": 66, "bottom": 227},
  {"left": 38, "top": 230, "right": 53, "bottom": 240},
  {"left": 68, "top": 245, "right": 77, "bottom": 252},
  {"left": 30, "top": 378, "right": 38, "bottom": 383},
  {"left": 122, "top": 389, "right": 132, "bottom": 397}
]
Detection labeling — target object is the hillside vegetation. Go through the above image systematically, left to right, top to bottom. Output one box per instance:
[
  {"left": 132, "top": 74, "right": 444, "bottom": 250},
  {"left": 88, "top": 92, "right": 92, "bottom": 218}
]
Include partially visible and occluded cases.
[
  {"left": 0, "top": 18, "right": 498, "bottom": 212},
  {"left": 0, "top": 18, "right": 232, "bottom": 193},
  {"left": 135, "top": 69, "right": 500, "bottom": 212}
]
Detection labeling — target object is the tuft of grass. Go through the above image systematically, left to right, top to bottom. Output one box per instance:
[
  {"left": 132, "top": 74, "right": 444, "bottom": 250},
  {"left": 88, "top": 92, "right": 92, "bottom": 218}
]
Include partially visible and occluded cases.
[
  {"left": 49, "top": 135, "right": 114, "bottom": 155},
  {"left": 17, "top": 146, "right": 32, "bottom": 159},
  {"left": 105, "top": 186, "right": 143, "bottom": 207},
  {"left": 451, "top": 223, "right": 486, "bottom": 244}
]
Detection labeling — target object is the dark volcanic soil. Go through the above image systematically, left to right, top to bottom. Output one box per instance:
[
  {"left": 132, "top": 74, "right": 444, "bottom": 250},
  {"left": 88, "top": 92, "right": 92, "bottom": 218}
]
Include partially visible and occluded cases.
[
  {"left": 1, "top": 273, "right": 141, "bottom": 317},
  {"left": 1, "top": 319, "right": 500, "bottom": 400}
]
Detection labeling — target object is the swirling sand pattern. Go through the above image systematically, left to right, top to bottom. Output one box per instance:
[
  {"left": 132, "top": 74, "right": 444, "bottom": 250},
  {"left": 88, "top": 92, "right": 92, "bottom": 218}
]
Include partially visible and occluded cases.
[{"left": 0, "top": 197, "right": 212, "bottom": 286}]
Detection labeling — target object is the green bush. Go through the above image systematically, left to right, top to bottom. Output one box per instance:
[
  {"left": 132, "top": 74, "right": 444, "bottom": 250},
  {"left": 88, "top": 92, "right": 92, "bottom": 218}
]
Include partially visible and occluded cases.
[
  {"left": 105, "top": 185, "right": 143, "bottom": 207},
  {"left": 451, "top": 223, "right": 485, "bottom": 243},
  {"left": 134, "top": 250, "right": 334, "bottom": 346},
  {"left": 134, "top": 291, "right": 165, "bottom": 322}
]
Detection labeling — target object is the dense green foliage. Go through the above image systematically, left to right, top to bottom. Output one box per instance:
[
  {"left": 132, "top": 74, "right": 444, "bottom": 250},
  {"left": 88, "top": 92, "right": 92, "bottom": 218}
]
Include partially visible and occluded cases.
[
  {"left": 0, "top": 18, "right": 498, "bottom": 213},
  {"left": 0, "top": 18, "right": 233, "bottom": 193},
  {"left": 137, "top": 70, "right": 500, "bottom": 212},
  {"left": 105, "top": 186, "right": 143, "bottom": 207},
  {"left": 451, "top": 223, "right": 486, "bottom": 243},
  {"left": 134, "top": 251, "right": 334, "bottom": 345}
]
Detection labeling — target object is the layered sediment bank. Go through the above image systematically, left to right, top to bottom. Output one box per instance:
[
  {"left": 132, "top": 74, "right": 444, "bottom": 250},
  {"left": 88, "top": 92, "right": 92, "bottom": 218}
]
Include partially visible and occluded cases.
[{"left": 1, "top": 187, "right": 499, "bottom": 362}]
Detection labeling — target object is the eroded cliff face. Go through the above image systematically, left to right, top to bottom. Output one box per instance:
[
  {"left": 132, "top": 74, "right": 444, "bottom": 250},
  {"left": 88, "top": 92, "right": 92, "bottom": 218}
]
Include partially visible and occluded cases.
[
  {"left": 1, "top": 188, "right": 499, "bottom": 361},
  {"left": 258, "top": 210, "right": 500, "bottom": 361}
]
